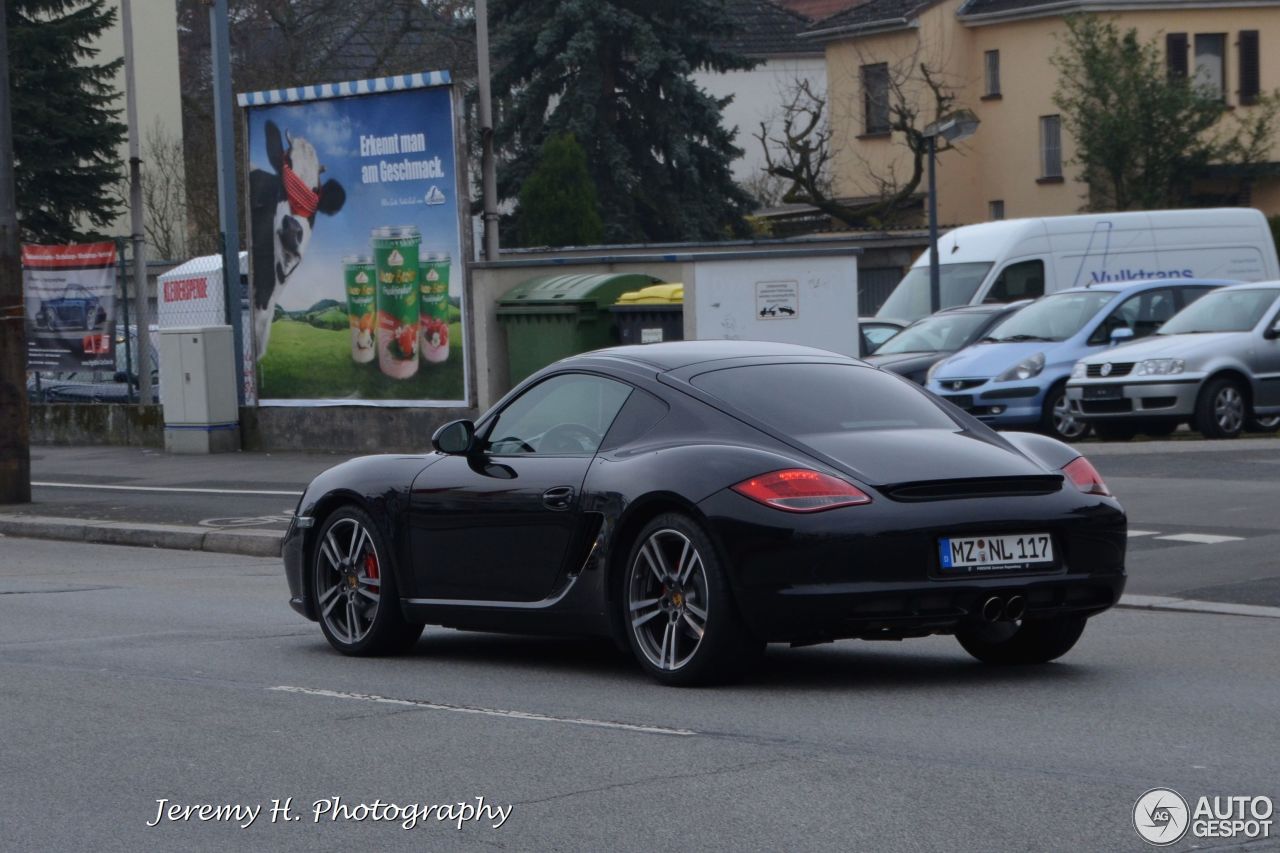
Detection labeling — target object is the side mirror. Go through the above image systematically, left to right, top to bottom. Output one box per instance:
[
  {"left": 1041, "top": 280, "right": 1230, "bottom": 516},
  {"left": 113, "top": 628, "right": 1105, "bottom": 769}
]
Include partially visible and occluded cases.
[
  {"left": 1265, "top": 320, "right": 1280, "bottom": 340},
  {"left": 1109, "top": 327, "right": 1135, "bottom": 345},
  {"left": 432, "top": 419, "right": 476, "bottom": 455}
]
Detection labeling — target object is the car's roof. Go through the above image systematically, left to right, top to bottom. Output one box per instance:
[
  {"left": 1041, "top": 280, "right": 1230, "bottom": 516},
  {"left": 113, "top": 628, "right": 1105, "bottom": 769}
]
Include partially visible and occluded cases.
[
  {"left": 1053, "top": 278, "right": 1237, "bottom": 296},
  {"left": 1220, "top": 280, "right": 1280, "bottom": 291},
  {"left": 937, "top": 300, "right": 1031, "bottom": 315},
  {"left": 574, "top": 340, "right": 851, "bottom": 371}
]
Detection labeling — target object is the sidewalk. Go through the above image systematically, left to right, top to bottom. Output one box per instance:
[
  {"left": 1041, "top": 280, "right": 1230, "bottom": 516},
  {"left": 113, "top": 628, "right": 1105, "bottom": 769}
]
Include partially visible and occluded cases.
[{"left": 0, "top": 445, "right": 357, "bottom": 557}]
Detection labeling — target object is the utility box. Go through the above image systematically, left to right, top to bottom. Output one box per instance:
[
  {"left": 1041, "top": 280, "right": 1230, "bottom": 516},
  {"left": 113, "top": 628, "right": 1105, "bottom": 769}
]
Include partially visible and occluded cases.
[{"left": 159, "top": 326, "right": 240, "bottom": 454}]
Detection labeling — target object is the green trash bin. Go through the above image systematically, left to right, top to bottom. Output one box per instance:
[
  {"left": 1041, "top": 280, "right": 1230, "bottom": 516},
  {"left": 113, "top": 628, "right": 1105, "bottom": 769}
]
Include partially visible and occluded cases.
[{"left": 497, "top": 272, "right": 662, "bottom": 384}]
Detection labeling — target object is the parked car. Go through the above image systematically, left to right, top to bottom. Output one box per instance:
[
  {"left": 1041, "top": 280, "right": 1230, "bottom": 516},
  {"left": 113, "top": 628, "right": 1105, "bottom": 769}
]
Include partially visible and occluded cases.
[
  {"left": 876, "top": 208, "right": 1278, "bottom": 322},
  {"left": 925, "top": 280, "right": 1231, "bottom": 440},
  {"left": 1067, "top": 282, "right": 1280, "bottom": 439},
  {"left": 34, "top": 284, "right": 107, "bottom": 331},
  {"left": 865, "top": 301, "right": 1030, "bottom": 384},
  {"left": 858, "top": 317, "right": 905, "bottom": 356},
  {"left": 284, "top": 340, "right": 1126, "bottom": 685}
]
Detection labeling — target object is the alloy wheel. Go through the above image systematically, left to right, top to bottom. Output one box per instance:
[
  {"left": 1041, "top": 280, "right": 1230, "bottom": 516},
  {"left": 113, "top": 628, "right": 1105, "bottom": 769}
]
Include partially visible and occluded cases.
[
  {"left": 1214, "top": 386, "right": 1245, "bottom": 434},
  {"left": 1052, "top": 393, "right": 1089, "bottom": 440},
  {"left": 315, "top": 517, "right": 382, "bottom": 645},
  {"left": 627, "top": 528, "right": 710, "bottom": 672}
]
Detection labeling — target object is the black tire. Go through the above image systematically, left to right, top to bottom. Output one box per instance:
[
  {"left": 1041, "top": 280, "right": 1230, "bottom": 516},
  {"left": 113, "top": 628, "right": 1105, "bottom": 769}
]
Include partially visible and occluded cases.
[
  {"left": 1194, "top": 377, "right": 1246, "bottom": 439},
  {"left": 1040, "top": 383, "right": 1091, "bottom": 442},
  {"left": 1245, "top": 415, "right": 1280, "bottom": 434},
  {"left": 1093, "top": 422, "right": 1137, "bottom": 442},
  {"left": 312, "top": 505, "right": 423, "bottom": 656},
  {"left": 622, "top": 512, "right": 762, "bottom": 686},
  {"left": 956, "top": 615, "right": 1087, "bottom": 665}
]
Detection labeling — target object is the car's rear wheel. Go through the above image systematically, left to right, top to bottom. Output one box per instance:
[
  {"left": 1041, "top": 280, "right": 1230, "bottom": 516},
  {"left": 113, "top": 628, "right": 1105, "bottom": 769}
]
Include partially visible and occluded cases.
[
  {"left": 1194, "top": 377, "right": 1246, "bottom": 439},
  {"left": 1042, "top": 384, "right": 1091, "bottom": 442},
  {"left": 1246, "top": 414, "right": 1280, "bottom": 434},
  {"left": 1093, "top": 422, "right": 1136, "bottom": 442},
  {"left": 312, "top": 506, "right": 423, "bottom": 656},
  {"left": 623, "top": 513, "right": 760, "bottom": 686},
  {"left": 956, "top": 615, "right": 1086, "bottom": 665}
]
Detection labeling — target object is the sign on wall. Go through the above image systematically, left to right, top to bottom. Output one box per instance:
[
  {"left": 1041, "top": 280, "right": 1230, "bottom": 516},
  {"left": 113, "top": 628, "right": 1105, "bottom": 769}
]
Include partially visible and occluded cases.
[
  {"left": 238, "top": 71, "right": 469, "bottom": 407},
  {"left": 22, "top": 242, "right": 118, "bottom": 372}
]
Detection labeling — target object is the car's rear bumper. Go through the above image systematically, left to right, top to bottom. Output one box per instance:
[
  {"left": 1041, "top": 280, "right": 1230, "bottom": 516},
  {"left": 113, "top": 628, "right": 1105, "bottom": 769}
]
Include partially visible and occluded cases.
[
  {"left": 1066, "top": 378, "right": 1200, "bottom": 420},
  {"left": 700, "top": 488, "right": 1126, "bottom": 643}
]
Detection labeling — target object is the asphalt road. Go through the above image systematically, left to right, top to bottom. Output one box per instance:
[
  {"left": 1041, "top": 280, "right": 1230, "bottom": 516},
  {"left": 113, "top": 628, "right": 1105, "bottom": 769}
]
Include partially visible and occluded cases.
[{"left": 1, "top": 538, "right": 1277, "bottom": 852}]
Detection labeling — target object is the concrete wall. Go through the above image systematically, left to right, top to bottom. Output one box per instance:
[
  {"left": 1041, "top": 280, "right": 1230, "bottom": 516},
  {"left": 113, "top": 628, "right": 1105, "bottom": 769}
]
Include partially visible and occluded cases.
[
  {"left": 825, "top": 1, "right": 1280, "bottom": 224},
  {"left": 30, "top": 404, "right": 163, "bottom": 448}
]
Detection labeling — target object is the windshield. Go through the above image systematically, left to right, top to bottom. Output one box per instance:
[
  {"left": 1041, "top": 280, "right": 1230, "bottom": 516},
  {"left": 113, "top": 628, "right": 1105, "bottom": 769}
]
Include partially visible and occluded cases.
[
  {"left": 876, "top": 263, "right": 994, "bottom": 320},
  {"left": 1159, "top": 288, "right": 1280, "bottom": 334},
  {"left": 986, "top": 290, "right": 1117, "bottom": 343},
  {"left": 875, "top": 311, "right": 993, "bottom": 355},
  {"left": 691, "top": 363, "right": 957, "bottom": 434}
]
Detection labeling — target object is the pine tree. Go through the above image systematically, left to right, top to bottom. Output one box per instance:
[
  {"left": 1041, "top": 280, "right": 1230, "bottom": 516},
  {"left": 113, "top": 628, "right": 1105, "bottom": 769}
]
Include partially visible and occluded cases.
[
  {"left": 8, "top": 0, "right": 127, "bottom": 242},
  {"left": 491, "top": 0, "right": 756, "bottom": 243},
  {"left": 517, "top": 133, "right": 605, "bottom": 247}
]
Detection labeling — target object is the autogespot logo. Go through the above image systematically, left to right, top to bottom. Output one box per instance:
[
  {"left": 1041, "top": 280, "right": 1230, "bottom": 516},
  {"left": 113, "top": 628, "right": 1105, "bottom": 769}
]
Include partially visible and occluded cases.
[{"left": 1134, "top": 788, "right": 1190, "bottom": 846}]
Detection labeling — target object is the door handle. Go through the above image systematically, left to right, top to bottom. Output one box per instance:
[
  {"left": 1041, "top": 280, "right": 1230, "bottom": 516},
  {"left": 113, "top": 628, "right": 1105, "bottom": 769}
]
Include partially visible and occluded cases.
[{"left": 542, "top": 485, "right": 576, "bottom": 510}]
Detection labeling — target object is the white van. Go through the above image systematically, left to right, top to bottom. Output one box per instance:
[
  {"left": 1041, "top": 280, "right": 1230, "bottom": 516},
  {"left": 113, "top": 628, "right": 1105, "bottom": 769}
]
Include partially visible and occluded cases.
[{"left": 875, "top": 208, "right": 1280, "bottom": 321}]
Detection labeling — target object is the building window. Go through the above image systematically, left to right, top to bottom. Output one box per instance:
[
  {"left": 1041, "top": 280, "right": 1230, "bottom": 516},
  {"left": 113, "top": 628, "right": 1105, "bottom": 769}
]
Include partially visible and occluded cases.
[
  {"left": 1239, "top": 30, "right": 1261, "bottom": 105},
  {"left": 1167, "top": 33, "right": 1189, "bottom": 79},
  {"left": 1195, "top": 33, "right": 1227, "bottom": 99},
  {"left": 984, "top": 50, "right": 1001, "bottom": 98},
  {"left": 862, "top": 63, "right": 891, "bottom": 135},
  {"left": 1039, "top": 115, "right": 1062, "bottom": 180},
  {"left": 989, "top": 200, "right": 1005, "bottom": 221}
]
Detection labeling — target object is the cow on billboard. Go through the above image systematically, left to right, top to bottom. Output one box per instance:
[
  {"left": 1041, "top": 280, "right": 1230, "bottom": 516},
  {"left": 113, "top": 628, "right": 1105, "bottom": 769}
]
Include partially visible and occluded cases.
[{"left": 249, "top": 120, "right": 346, "bottom": 357}]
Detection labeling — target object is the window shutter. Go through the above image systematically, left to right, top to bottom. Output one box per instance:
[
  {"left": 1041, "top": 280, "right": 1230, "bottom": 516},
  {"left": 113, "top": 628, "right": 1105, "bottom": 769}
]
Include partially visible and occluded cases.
[
  {"left": 1239, "top": 30, "right": 1260, "bottom": 105},
  {"left": 1167, "top": 33, "right": 1189, "bottom": 80}
]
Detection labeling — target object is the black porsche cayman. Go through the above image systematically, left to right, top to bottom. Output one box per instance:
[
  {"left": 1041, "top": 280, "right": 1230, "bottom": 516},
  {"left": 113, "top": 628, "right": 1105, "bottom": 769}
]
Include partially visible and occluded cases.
[{"left": 282, "top": 340, "right": 1125, "bottom": 685}]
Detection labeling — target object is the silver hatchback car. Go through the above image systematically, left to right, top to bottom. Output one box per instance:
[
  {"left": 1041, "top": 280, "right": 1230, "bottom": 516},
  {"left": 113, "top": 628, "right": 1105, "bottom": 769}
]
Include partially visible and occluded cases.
[{"left": 1066, "top": 282, "right": 1280, "bottom": 439}]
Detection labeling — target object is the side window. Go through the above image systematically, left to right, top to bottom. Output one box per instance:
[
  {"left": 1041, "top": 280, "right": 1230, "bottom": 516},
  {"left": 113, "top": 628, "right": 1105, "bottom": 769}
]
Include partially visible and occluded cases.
[
  {"left": 986, "top": 260, "right": 1045, "bottom": 303},
  {"left": 1179, "top": 286, "right": 1216, "bottom": 309},
  {"left": 1089, "top": 288, "right": 1177, "bottom": 344},
  {"left": 484, "top": 373, "right": 632, "bottom": 456}
]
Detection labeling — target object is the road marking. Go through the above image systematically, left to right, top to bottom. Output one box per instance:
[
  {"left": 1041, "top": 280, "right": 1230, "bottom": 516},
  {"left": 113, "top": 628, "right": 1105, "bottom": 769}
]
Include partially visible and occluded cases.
[
  {"left": 33, "top": 481, "right": 302, "bottom": 497},
  {"left": 1127, "top": 529, "right": 1160, "bottom": 538},
  {"left": 1154, "top": 533, "right": 1244, "bottom": 545},
  {"left": 269, "top": 686, "right": 697, "bottom": 737}
]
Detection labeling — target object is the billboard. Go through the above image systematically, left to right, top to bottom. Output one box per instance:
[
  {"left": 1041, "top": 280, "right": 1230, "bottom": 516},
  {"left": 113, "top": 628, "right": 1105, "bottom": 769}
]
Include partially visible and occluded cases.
[
  {"left": 239, "top": 71, "right": 468, "bottom": 407},
  {"left": 22, "top": 242, "right": 118, "bottom": 372}
]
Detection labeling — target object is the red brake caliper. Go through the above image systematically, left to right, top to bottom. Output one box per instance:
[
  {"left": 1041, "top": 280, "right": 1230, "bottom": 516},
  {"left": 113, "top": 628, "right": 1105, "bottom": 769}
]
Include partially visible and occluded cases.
[{"left": 364, "top": 552, "right": 379, "bottom": 580}]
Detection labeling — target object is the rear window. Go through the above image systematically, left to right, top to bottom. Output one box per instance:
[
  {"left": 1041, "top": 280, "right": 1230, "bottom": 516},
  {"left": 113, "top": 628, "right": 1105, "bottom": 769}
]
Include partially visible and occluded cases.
[{"left": 690, "top": 363, "right": 958, "bottom": 434}]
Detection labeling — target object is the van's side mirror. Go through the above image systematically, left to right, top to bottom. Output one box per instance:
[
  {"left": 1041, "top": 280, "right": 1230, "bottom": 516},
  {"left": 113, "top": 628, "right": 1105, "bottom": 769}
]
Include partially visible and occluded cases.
[
  {"left": 1109, "top": 327, "right": 1135, "bottom": 345},
  {"left": 432, "top": 419, "right": 476, "bottom": 455}
]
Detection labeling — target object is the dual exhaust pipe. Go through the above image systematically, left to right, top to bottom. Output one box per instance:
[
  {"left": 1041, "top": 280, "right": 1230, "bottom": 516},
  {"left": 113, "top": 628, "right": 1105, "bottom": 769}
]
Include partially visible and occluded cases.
[{"left": 980, "top": 594, "right": 1026, "bottom": 623}]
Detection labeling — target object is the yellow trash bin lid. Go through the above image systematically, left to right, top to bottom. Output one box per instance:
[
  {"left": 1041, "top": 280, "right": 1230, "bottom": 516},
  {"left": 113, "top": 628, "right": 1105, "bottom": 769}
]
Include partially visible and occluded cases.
[{"left": 615, "top": 283, "right": 684, "bottom": 305}]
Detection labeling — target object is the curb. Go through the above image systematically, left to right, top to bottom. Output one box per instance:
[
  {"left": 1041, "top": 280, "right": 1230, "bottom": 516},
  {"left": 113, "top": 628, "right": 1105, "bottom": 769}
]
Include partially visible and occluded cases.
[
  {"left": 0, "top": 514, "right": 283, "bottom": 558},
  {"left": 1117, "top": 593, "right": 1280, "bottom": 620}
]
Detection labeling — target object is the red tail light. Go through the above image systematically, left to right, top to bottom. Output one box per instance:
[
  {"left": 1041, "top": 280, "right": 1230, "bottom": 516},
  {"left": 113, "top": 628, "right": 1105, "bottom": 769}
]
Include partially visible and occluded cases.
[
  {"left": 1062, "top": 456, "right": 1110, "bottom": 496},
  {"left": 731, "top": 469, "right": 872, "bottom": 512}
]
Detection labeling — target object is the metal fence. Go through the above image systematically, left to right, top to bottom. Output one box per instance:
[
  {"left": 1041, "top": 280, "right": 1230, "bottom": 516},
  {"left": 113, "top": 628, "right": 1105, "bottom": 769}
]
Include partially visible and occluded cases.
[{"left": 27, "top": 246, "right": 250, "bottom": 405}]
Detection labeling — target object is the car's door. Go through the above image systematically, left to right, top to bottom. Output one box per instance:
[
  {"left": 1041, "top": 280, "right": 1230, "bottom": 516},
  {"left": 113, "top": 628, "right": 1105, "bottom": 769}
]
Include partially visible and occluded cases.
[
  {"left": 1087, "top": 287, "right": 1179, "bottom": 346},
  {"left": 1256, "top": 301, "right": 1280, "bottom": 409},
  {"left": 408, "top": 372, "right": 633, "bottom": 602}
]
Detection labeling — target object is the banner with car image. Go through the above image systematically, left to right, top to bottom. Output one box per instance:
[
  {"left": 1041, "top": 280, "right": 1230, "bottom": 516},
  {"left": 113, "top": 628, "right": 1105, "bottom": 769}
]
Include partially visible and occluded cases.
[
  {"left": 239, "top": 71, "right": 469, "bottom": 407},
  {"left": 23, "top": 242, "right": 118, "bottom": 372}
]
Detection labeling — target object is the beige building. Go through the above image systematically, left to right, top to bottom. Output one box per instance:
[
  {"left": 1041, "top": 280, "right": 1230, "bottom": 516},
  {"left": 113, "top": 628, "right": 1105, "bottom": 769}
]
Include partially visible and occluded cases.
[
  {"left": 90, "top": 0, "right": 185, "bottom": 256},
  {"left": 806, "top": 0, "right": 1280, "bottom": 225}
]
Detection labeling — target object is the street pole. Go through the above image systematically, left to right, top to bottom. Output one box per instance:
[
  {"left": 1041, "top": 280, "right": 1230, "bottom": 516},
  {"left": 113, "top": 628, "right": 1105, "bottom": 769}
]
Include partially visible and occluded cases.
[
  {"left": 0, "top": 0, "right": 31, "bottom": 504},
  {"left": 121, "top": 0, "right": 153, "bottom": 407},
  {"left": 209, "top": 0, "right": 245, "bottom": 404},
  {"left": 475, "top": 0, "right": 499, "bottom": 261},
  {"left": 927, "top": 134, "right": 940, "bottom": 315}
]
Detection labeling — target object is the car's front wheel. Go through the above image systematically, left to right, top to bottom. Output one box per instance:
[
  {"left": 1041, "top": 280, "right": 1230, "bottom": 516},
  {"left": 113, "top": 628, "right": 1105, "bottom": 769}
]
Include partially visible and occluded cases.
[
  {"left": 1194, "top": 377, "right": 1246, "bottom": 439},
  {"left": 1042, "top": 384, "right": 1091, "bottom": 442},
  {"left": 312, "top": 506, "right": 423, "bottom": 656},
  {"left": 623, "top": 513, "right": 761, "bottom": 686},
  {"left": 955, "top": 615, "right": 1086, "bottom": 665}
]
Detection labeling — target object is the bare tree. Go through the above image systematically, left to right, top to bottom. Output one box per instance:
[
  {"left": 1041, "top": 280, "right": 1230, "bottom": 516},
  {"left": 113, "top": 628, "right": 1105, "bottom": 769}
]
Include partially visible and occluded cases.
[
  {"left": 758, "top": 56, "right": 963, "bottom": 228},
  {"left": 140, "top": 120, "right": 188, "bottom": 260}
]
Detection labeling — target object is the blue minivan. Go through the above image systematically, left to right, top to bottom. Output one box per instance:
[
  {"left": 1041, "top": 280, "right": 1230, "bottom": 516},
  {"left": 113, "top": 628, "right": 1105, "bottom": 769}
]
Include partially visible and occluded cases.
[{"left": 925, "top": 279, "right": 1231, "bottom": 440}]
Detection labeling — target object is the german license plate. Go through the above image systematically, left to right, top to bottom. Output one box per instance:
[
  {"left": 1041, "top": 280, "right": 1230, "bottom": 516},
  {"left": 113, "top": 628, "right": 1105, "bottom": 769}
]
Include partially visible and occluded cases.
[
  {"left": 1082, "top": 385, "right": 1123, "bottom": 401},
  {"left": 938, "top": 533, "right": 1054, "bottom": 574}
]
